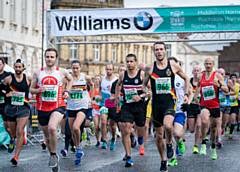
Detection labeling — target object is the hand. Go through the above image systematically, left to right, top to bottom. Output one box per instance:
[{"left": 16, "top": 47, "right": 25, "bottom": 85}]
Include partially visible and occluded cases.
[
  {"left": 38, "top": 86, "right": 46, "bottom": 93},
  {"left": 6, "top": 91, "right": 13, "bottom": 97},
  {"left": 62, "top": 91, "right": 69, "bottom": 99},
  {"left": 132, "top": 95, "right": 141, "bottom": 102}
]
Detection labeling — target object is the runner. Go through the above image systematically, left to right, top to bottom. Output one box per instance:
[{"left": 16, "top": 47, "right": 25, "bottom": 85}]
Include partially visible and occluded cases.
[
  {"left": 143, "top": 42, "right": 190, "bottom": 172},
  {"left": 30, "top": 48, "right": 73, "bottom": 171},
  {"left": 115, "top": 54, "right": 146, "bottom": 167},
  {"left": 0, "top": 57, "right": 12, "bottom": 149},
  {"left": 168, "top": 57, "right": 188, "bottom": 167},
  {"left": 193, "top": 57, "right": 228, "bottom": 160},
  {"left": 3, "top": 59, "right": 31, "bottom": 166},
  {"left": 67, "top": 60, "right": 92, "bottom": 165},
  {"left": 99, "top": 64, "right": 117, "bottom": 149},
  {"left": 188, "top": 65, "right": 202, "bottom": 154},
  {"left": 228, "top": 73, "right": 239, "bottom": 139}
]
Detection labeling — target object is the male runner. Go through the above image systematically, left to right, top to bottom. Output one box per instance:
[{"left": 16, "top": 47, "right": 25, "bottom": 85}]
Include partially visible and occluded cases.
[{"left": 30, "top": 48, "right": 73, "bottom": 171}]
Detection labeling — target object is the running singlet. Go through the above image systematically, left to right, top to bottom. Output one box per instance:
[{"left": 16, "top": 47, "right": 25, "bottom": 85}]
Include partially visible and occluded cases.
[
  {"left": 150, "top": 60, "right": 176, "bottom": 102},
  {"left": 36, "top": 67, "right": 65, "bottom": 111},
  {"left": 122, "top": 70, "right": 143, "bottom": 104},
  {"left": 200, "top": 71, "right": 219, "bottom": 108},
  {"left": 10, "top": 73, "right": 29, "bottom": 106},
  {"left": 67, "top": 73, "right": 90, "bottom": 110},
  {"left": 175, "top": 75, "right": 185, "bottom": 113},
  {"left": 100, "top": 76, "right": 117, "bottom": 108},
  {"left": 190, "top": 77, "right": 201, "bottom": 103},
  {"left": 219, "top": 79, "right": 230, "bottom": 107},
  {"left": 229, "top": 83, "right": 239, "bottom": 107}
]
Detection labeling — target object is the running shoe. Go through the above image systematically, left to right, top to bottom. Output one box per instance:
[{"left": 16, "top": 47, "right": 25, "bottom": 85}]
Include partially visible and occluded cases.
[
  {"left": 81, "top": 131, "right": 87, "bottom": 141},
  {"left": 8, "top": 139, "right": 15, "bottom": 153},
  {"left": 110, "top": 140, "right": 116, "bottom": 151},
  {"left": 177, "top": 140, "right": 186, "bottom": 155},
  {"left": 95, "top": 141, "right": 100, "bottom": 148},
  {"left": 101, "top": 141, "right": 107, "bottom": 149},
  {"left": 216, "top": 141, "right": 223, "bottom": 149},
  {"left": 166, "top": 143, "right": 174, "bottom": 159},
  {"left": 200, "top": 144, "right": 207, "bottom": 155},
  {"left": 139, "top": 145, "right": 145, "bottom": 156},
  {"left": 192, "top": 145, "right": 199, "bottom": 154},
  {"left": 70, "top": 146, "right": 76, "bottom": 153},
  {"left": 75, "top": 148, "right": 84, "bottom": 165},
  {"left": 211, "top": 148, "right": 217, "bottom": 160},
  {"left": 60, "top": 149, "right": 68, "bottom": 158},
  {"left": 48, "top": 154, "right": 59, "bottom": 168},
  {"left": 122, "top": 154, "right": 127, "bottom": 161},
  {"left": 10, "top": 156, "right": 18, "bottom": 166},
  {"left": 125, "top": 157, "right": 134, "bottom": 167},
  {"left": 168, "top": 157, "right": 178, "bottom": 167},
  {"left": 160, "top": 160, "right": 168, "bottom": 172},
  {"left": 52, "top": 164, "right": 60, "bottom": 172}
]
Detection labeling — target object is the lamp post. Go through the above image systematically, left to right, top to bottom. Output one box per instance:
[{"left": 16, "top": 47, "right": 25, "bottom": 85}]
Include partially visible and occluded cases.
[{"left": 41, "top": 0, "right": 45, "bottom": 68}]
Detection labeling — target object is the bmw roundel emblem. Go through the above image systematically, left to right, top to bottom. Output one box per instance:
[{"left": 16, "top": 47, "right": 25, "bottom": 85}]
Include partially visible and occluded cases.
[{"left": 134, "top": 11, "right": 153, "bottom": 30}]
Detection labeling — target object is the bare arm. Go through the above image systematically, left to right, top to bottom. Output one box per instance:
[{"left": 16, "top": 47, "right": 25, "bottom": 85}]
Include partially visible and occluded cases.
[
  {"left": 62, "top": 69, "right": 73, "bottom": 91},
  {"left": 30, "top": 72, "right": 42, "bottom": 94},
  {"left": 216, "top": 73, "right": 228, "bottom": 94}
]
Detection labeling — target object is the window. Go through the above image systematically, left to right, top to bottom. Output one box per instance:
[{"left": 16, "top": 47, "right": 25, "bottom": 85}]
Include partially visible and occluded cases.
[
  {"left": 0, "top": 0, "right": 3, "bottom": 19},
  {"left": 10, "top": 0, "right": 16, "bottom": 22},
  {"left": 21, "top": 0, "right": 27, "bottom": 26},
  {"left": 32, "top": 0, "right": 39, "bottom": 28},
  {"left": 70, "top": 44, "right": 78, "bottom": 60},
  {"left": 93, "top": 44, "right": 100, "bottom": 61},
  {"left": 166, "top": 44, "right": 172, "bottom": 57},
  {"left": 112, "top": 46, "right": 117, "bottom": 62}
]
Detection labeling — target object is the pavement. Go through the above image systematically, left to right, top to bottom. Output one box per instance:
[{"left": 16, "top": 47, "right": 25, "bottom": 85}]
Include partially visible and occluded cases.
[{"left": 1, "top": 132, "right": 240, "bottom": 172}]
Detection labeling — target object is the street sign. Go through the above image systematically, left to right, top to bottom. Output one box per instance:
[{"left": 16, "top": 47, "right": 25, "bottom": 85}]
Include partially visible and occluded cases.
[{"left": 50, "top": 5, "right": 240, "bottom": 36}]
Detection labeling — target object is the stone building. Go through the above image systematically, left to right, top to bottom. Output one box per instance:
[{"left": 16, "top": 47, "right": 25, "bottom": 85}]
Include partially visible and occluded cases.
[{"left": 0, "top": 0, "right": 42, "bottom": 74}]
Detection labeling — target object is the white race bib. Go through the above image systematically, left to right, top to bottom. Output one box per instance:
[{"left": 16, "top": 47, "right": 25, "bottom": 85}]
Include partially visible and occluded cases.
[
  {"left": 155, "top": 77, "right": 171, "bottom": 94},
  {"left": 41, "top": 85, "right": 58, "bottom": 102},
  {"left": 202, "top": 86, "right": 216, "bottom": 101},
  {"left": 124, "top": 88, "right": 138, "bottom": 103},
  {"left": 69, "top": 90, "right": 83, "bottom": 101},
  {"left": 11, "top": 92, "right": 25, "bottom": 106}
]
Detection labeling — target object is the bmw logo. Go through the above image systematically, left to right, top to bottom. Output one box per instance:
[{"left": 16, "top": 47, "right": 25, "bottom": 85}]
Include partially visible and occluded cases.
[{"left": 134, "top": 11, "right": 153, "bottom": 30}]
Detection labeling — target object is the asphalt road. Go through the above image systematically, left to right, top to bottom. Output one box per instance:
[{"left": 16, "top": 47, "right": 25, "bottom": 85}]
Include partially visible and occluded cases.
[{"left": 1, "top": 132, "right": 240, "bottom": 172}]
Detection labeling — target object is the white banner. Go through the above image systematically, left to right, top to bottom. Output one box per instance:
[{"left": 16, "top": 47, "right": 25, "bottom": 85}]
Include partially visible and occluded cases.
[{"left": 50, "top": 8, "right": 163, "bottom": 36}]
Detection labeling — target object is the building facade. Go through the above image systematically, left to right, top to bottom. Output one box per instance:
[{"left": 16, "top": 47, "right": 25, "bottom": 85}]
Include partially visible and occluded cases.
[{"left": 0, "top": 0, "right": 42, "bottom": 74}]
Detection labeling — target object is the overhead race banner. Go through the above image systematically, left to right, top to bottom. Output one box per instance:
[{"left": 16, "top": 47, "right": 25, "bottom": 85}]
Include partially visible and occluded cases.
[{"left": 50, "top": 5, "right": 240, "bottom": 36}]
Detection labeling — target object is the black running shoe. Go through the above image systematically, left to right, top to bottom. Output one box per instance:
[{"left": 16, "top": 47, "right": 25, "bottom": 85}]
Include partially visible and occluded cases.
[
  {"left": 41, "top": 142, "right": 47, "bottom": 151},
  {"left": 166, "top": 144, "right": 174, "bottom": 159},
  {"left": 10, "top": 157, "right": 18, "bottom": 166},
  {"left": 160, "top": 160, "right": 168, "bottom": 172}
]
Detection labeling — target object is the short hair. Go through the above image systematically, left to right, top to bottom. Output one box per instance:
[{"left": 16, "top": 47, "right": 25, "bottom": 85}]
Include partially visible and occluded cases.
[
  {"left": 153, "top": 41, "right": 166, "bottom": 50},
  {"left": 45, "top": 48, "right": 58, "bottom": 58},
  {"left": 126, "top": 53, "right": 137, "bottom": 61},
  {"left": 0, "top": 57, "right": 5, "bottom": 64},
  {"left": 14, "top": 58, "right": 25, "bottom": 68},
  {"left": 71, "top": 60, "right": 81, "bottom": 66},
  {"left": 230, "top": 73, "right": 237, "bottom": 78}
]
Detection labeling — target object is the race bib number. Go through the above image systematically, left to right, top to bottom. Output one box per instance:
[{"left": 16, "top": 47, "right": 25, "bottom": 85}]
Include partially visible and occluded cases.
[
  {"left": 155, "top": 77, "right": 171, "bottom": 94},
  {"left": 41, "top": 85, "right": 58, "bottom": 102},
  {"left": 202, "top": 86, "right": 216, "bottom": 101},
  {"left": 124, "top": 88, "right": 138, "bottom": 103},
  {"left": 70, "top": 90, "right": 83, "bottom": 101},
  {"left": 11, "top": 92, "right": 25, "bottom": 106},
  {"left": 0, "top": 96, "right": 4, "bottom": 104}
]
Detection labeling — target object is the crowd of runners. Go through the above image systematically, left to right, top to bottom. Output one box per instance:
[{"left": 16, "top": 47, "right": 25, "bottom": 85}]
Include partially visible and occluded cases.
[{"left": 0, "top": 41, "right": 239, "bottom": 172}]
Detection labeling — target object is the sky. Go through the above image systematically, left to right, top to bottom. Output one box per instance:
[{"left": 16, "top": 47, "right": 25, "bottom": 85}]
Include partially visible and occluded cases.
[{"left": 124, "top": 0, "right": 240, "bottom": 8}]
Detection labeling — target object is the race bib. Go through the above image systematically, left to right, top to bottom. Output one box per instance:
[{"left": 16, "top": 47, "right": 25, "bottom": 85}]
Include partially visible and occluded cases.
[
  {"left": 155, "top": 77, "right": 171, "bottom": 94},
  {"left": 41, "top": 85, "right": 58, "bottom": 102},
  {"left": 202, "top": 86, "right": 216, "bottom": 101},
  {"left": 124, "top": 88, "right": 138, "bottom": 103},
  {"left": 69, "top": 90, "right": 83, "bottom": 101},
  {"left": 11, "top": 92, "right": 25, "bottom": 106},
  {"left": 219, "top": 93, "right": 226, "bottom": 105},
  {"left": 229, "top": 95, "right": 236, "bottom": 104},
  {"left": 0, "top": 96, "right": 4, "bottom": 104}
]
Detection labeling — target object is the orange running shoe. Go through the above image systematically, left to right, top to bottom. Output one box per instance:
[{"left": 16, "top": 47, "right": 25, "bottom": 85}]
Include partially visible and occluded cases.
[{"left": 139, "top": 145, "right": 145, "bottom": 156}]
